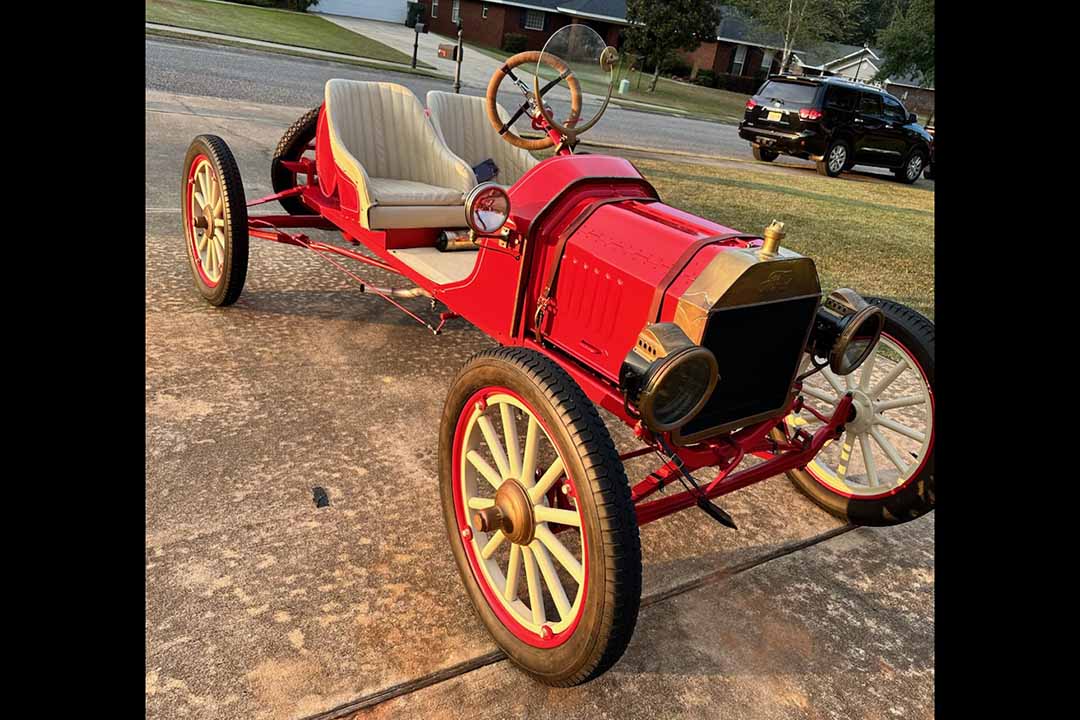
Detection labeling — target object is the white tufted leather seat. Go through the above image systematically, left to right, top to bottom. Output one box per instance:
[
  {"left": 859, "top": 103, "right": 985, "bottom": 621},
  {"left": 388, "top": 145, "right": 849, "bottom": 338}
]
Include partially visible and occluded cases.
[
  {"left": 324, "top": 80, "right": 477, "bottom": 229},
  {"left": 426, "top": 91, "right": 541, "bottom": 187}
]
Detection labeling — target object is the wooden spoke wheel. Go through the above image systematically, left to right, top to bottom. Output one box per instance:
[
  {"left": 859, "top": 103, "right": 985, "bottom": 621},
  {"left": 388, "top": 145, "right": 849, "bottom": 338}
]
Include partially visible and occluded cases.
[
  {"left": 181, "top": 134, "right": 248, "bottom": 306},
  {"left": 780, "top": 297, "right": 935, "bottom": 525},
  {"left": 440, "top": 347, "right": 641, "bottom": 686}
]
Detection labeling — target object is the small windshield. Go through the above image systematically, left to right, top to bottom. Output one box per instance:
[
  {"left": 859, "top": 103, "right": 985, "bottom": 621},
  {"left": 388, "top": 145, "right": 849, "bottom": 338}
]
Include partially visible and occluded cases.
[
  {"left": 536, "top": 24, "right": 615, "bottom": 134},
  {"left": 756, "top": 80, "right": 818, "bottom": 106}
]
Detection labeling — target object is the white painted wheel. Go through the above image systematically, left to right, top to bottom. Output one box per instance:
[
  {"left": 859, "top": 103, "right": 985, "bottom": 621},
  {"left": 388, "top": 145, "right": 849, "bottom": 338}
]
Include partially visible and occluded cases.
[
  {"left": 781, "top": 297, "right": 935, "bottom": 525},
  {"left": 786, "top": 334, "right": 933, "bottom": 498},
  {"left": 440, "top": 347, "right": 641, "bottom": 685},
  {"left": 457, "top": 391, "right": 587, "bottom": 641}
]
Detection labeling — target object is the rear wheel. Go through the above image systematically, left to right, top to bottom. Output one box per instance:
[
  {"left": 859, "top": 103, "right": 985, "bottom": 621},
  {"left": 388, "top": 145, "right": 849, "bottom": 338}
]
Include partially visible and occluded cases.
[
  {"left": 270, "top": 106, "right": 320, "bottom": 215},
  {"left": 182, "top": 135, "right": 248, "bottom": 306},
  {"left": 816, "top": 139, "right": 850, "bottom": 177},
  {"left": 752, "top": 145, "right": 779, "bottom": 162},
  {"left": 894, "top": 149, "right": 926, "bottom": 184},
  {"left": 780, "top": 298, "right": 934, "bottom": 526},
  {"left": 440, "top": 347, "right": 642, "bottom": 686}
]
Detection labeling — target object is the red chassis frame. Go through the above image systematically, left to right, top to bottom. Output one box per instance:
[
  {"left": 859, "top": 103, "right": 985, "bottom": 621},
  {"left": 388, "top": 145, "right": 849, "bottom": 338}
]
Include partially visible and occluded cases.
[{"left": 244, "top": 114, "right": 852, "bottom": 529}]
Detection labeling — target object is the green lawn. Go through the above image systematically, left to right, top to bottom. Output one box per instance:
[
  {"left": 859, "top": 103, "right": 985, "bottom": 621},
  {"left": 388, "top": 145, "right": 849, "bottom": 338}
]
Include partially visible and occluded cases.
[
  {"left": 146, "top": 0, "right": 427, "bottom": 66},
  {"left": 458, "top": 38, "right": 751, "bottom": 124},
  {"left": 630, "top": 158, "right": 935, "bottom": 317}
]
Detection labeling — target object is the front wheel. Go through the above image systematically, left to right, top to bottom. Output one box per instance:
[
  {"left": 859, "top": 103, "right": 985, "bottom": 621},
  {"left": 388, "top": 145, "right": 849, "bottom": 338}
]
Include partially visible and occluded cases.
[
  {"left": 182, "top": 135, "right": 248, "bottom": 306},
  {"left": 816, "top": 139, "right": 850, "bottom": 177},
  {"left": 894, "top": 149, "right": 926, "bottom": 184},
  {"left": 780, "top": 297, "right": 934, "bottom": 526},
  {"left": 439, "top": 347, "right": 642, "bottom": 686}
]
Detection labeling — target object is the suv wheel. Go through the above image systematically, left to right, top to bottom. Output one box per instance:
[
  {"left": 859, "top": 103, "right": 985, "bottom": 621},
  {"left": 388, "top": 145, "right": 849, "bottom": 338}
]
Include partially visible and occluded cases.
[
  {"left": 816, "top": 140, "right": 850, "bottom": 177},
  {"left": 752, "top": 145, "right": 779, "bottom": 162},
  {"left": 894, "top": 150, "right": 925, "bottom": 184}
]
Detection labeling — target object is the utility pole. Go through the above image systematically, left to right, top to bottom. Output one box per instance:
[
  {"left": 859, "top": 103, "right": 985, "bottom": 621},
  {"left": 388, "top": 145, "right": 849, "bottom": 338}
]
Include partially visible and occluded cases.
[{"left": 454, "top": 20, "right": 464, "bottom": 93}]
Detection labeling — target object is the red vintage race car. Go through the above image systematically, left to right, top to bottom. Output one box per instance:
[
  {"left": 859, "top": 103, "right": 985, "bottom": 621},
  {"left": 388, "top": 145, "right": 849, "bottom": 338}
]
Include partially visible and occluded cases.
[{"left": 181, "top": 26, "right": 934, "bottom": 686}]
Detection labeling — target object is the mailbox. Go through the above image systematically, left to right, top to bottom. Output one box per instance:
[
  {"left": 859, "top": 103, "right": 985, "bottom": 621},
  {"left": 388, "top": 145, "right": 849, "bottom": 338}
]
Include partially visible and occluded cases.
[{"left": 438, "top": 43, "right": 458, "bottom": 61}]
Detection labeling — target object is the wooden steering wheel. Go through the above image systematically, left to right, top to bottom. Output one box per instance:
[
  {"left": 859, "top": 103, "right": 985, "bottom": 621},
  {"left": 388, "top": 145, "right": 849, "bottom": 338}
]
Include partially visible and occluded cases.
[{"left": 485, "top": 51, "right": 583, "bottom": 151}]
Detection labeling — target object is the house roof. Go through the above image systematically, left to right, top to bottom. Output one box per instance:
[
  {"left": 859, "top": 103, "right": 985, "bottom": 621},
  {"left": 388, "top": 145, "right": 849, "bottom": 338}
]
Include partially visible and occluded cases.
[
  {"left": 485, "top": 0, "right": 564, "bottom": 13},
  {"left": 555, "top": 0, "right": 628, "bottom": 24},
  {"left": 712, "top": 4, "right": 787, "bottom": 50},
  {"left": 796, "top": 42, "right": 879, "bottom": 69}
]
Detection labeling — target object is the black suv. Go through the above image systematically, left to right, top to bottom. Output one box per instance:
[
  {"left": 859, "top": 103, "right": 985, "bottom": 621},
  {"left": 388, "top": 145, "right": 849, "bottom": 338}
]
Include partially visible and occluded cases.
[{"left": 738, "top": 76, "right": 933, "bottom": 183}]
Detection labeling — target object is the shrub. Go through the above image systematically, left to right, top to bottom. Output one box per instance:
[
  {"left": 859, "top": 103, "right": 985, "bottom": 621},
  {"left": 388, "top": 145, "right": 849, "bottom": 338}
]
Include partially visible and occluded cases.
[
  {"left": 502, "top": 33, "right": 527, "bottom": 53},
  {"left": 664, "top": 57, "right": 693, "bottom": 78},
  {"left": 693, "top": 70, "right": 716, "bottom": 87},
  {"left": 713, "top": 72, "right": 768, "bottom": 95}
]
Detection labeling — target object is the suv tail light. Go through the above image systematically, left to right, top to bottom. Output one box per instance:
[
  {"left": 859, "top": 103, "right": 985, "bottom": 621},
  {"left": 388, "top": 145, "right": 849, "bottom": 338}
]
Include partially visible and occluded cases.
[
  {"left": 745, "top": 98, "right": 757, "bottom": 110},
  {"left": 799, "top": 107, "right": 823, "bottom": 120}
]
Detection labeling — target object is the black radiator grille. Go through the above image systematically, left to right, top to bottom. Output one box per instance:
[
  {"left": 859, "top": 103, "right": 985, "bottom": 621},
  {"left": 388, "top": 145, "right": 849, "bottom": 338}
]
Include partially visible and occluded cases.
[{"left": 681, "top": 296, "right": 819, "bottom": 438}]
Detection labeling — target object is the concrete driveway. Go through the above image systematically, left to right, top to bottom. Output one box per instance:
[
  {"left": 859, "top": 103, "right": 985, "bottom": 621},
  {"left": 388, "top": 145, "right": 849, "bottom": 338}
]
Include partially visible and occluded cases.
[
  {"left": 318, "top": 15, "right": 503, "bottom": 92},
  {"left": 145, "top": 89, "right": 933, "bottom": 720}
]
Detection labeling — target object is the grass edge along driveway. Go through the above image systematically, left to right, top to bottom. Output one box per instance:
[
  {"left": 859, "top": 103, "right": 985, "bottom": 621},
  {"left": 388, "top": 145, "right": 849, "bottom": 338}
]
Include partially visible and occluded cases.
[{"left": 146, "top": 0, "right": 433, "bottom": 68}]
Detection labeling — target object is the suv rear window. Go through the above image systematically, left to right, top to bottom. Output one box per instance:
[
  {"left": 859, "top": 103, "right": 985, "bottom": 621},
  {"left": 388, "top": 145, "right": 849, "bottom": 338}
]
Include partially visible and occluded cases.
[{"left": 756, "top": 80, "right": 818, "bottom": 105}]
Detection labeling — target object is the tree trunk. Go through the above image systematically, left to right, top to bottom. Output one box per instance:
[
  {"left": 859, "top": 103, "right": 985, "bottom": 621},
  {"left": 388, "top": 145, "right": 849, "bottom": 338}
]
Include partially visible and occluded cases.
[{"left": 649, "top": 63, "right": 661, "bottom": 92}]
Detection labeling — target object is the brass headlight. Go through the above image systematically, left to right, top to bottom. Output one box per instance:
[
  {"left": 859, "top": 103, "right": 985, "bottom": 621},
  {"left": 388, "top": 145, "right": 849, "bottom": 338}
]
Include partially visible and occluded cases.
[
  {"left": 810, "top": 289, "right": 884, "bottom": 375},
  {"left": 619, "top": 323, "right": 719, "bottom": 432}
]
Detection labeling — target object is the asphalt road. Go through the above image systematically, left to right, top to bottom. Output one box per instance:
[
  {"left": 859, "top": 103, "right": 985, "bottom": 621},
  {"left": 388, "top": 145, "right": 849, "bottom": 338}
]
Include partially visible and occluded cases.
[{"left": 145, "top": 38, "right": 933, "bottom": 720}]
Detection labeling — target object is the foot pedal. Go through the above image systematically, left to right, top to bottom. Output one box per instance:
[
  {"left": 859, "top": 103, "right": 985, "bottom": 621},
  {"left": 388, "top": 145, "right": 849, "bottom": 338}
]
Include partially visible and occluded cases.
[{"left": 697, "top": 497, "right": 737, "bottom": 529}]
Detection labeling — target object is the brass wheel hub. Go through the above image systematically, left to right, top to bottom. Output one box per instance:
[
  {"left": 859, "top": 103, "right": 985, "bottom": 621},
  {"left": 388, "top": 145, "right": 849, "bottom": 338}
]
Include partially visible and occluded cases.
[
  {"left": 846, "top": 389, "right": 874, "bottom": 435},
  {"left": 472, "top": 479, "right": 535, "bottom": 545}
]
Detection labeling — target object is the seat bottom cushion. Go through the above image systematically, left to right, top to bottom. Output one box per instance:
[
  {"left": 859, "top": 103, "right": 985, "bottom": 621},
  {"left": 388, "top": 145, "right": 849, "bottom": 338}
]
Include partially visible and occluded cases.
[
  {"left": 368, "top": 177, "right": 464, "bottom": 206},
  {"left": 367, "top": 204, "right": 467, "bottom": 230}
]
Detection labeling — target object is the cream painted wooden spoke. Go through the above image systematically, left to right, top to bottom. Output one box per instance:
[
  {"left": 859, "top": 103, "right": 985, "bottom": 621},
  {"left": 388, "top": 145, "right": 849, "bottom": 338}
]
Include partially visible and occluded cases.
[
  {"left": 189, "top": 159, "right": 226, "bottom": 284},
  {"left": 784, "top": 335, "right": 933, "bottom": 497},
  {"left": 459, "top": 392, "right": 587, "bottom": 637}
]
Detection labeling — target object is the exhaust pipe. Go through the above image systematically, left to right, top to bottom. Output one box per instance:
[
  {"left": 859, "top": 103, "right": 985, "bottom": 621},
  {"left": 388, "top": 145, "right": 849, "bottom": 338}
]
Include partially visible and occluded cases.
[{"left": 358, "top": 283, "right": 431, "bottom": 299}]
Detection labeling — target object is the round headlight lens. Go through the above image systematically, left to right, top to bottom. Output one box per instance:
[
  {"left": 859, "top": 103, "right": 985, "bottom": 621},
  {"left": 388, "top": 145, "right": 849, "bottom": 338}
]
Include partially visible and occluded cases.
[
  {"left": 464, "top": 183, "right": 510, "bottom": 234},
  {"left": 830, "top": 306, "right": 884, "bottom": 375},
  {"left": 640, "top": 347, "right": 719, "bottom": 431}
]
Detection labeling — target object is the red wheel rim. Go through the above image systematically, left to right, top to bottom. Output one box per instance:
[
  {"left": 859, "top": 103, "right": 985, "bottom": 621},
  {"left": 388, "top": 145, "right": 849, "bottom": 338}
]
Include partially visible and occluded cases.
[
  {"left": 185, "top": 154, "right": 223, "bottom": 288},
  {"left": 791, "top": 332, "right": 934, "bottom": 500},
  {"left": 452, "top": 387, "right": 589, "bottom": 648}
]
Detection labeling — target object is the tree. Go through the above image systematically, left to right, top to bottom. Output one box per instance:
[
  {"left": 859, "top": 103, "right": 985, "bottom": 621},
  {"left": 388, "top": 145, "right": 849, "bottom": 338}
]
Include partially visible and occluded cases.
[
  {"left": 624, "top": 0, "right": 721, "bottom": 92},
  {"left": 731, "top": 0, "right": 863, "bottom": 72},
  {"left": 843, "top": 0, "right": 907, "bottom": 45},
  {"left": 874, "top": 0, "right": 934, "bottom": 85}
]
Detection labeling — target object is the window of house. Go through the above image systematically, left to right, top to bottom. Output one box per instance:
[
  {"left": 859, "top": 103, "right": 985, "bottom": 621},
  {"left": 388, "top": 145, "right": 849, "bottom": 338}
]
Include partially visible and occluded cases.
[
  {"left": 431, "top": 0, "right": 438, "bottom": 18},
  {"left": 451, "top": 0, "right": 460, "bottom": 23},
  {"left": 482, "top": 3, "right": 489, "bottom": 19},
  {"left": 525, "top": 10, "right": 545, "bottom": 31},
  {"left": 731, "top": 45, "right": 747, "bottom": 75},
  {"left": 760, "top": 49, "right": 775, "bottom": 74},
  {"left": 859, "top": 93, "right": 883, "bottom": 117},
  {"left": 882, "top": 95, "right": 906, "bottom": 123}
]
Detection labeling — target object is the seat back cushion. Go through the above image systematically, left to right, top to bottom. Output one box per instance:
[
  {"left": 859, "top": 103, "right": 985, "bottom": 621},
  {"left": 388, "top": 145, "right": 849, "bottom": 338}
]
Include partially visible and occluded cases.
[
  {"left": 324, "top": 80, "right": 475, "bottom": 209},
  {"left": 426, "top": 91, "right": 541, "bottom": 187}
]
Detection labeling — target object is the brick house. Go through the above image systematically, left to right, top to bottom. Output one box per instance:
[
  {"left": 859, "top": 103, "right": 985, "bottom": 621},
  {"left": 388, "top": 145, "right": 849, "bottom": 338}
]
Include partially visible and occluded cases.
[
  {"left": 423, "top": 0, "right": 626, "bottom": 52},
  {"left": 680, "top": 5, "right": 786, "bottom": 80}
]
